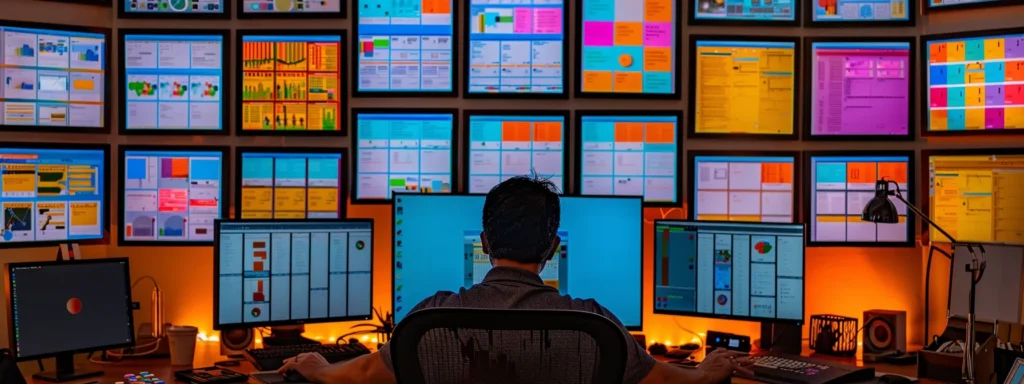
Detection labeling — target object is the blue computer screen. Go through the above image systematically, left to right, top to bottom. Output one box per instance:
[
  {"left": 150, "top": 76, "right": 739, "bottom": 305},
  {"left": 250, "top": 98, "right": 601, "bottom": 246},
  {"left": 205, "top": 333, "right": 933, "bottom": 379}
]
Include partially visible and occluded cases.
[
  {"left": 123, "top": 0, "right": 225, "bottom": 14},
  {"left": 242, "top": 0, "right": 342, "bottom": 13},
  {"left": 355, "top": 0, "right": 454, "bottom": 93},
  {"left": 467, "top": 0, "right": 565, "bottom": 94},
  {"left": 693, "top": 0, "right": 795, "bottom": 21},
  {"left": 812, "top": 0, "right": 909, "bottom": 22},
  {"left": 122, "top": 33, "right": 224, "bottom": 131},
  {"left": 354, "top": 112, "right": 454, "bottom": 200},
  {"left": 467, "top": 114, "right": 566, "bottom": 193},
  {"left": 579, "top": 115, "right": 678, "bottom": 202},
  {"left": 0, "top": 147, "right": 106, "bottom": 245},
  {"left": 122, "top": 149, "right": 224, "bottom": 243},
  {"left": 239, "top": 152, "right": 345, "bottom": 219},
  {"left": 692, "top": 155, "right": 796, "bottom": 223},
  {"left": 809, "top": 155, "right": 911, "bottom": 244},
  {"left": 393, "top": 194, "right": 643, "bottom": 328}
]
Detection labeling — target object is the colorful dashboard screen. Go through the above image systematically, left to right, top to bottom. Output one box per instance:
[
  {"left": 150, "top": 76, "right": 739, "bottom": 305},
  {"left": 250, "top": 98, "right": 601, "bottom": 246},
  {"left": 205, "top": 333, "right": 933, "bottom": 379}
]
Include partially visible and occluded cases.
[
  {"left": 123, "top": 0, "right": 225, "bottom": 14},
  {"left": 243, "top": 0, "right": 342, "bottom": 13},
  {"left": 355, "top": 0, "right": 454, "bottom": 93},
  {"left": 466, "top": 0, "right": 565, "bottom": 95},
  {"left": 579, "top": 0, "right": 675, "bottom": 95},
  {"left": 693, "top": 0, "right": 795, "bottom": 21},
  {"left": 812, "top": 0, "right": 909, "bottom": 22},
  {"left": 927, "top": 0, "right": 1001, "bottom": 9},
  {"left": 0, "top": 24, "right": 106, "bottom": 129},
  {"left": 926, "top": 32, "right": 1024, "bottom": 132},
  {"left": 123, "top": 33, "right": 225, "bottom": 132},
  {"left": 240, "top": 34, "right": 343, "bottom": 133},
  {"left": 693, "top": 40, "right": 796, "bottom": 136},
  {"left": 810, "top": 41, "right": 911, "bottom": 137},
  {"left": 354, "top": 111, "right": 454, "bottom": 200},
  {"left": 467, "top": 114, "right": 565, "bottom": 193},
  {"left": 579, "top": 115, "right": 679, "bottom": 203},
  {"left": 0, "top": 147, "right": 106, "bottom": 246},
  {"left": 122, "top": 149, "right": 224, "bottom": 243},
  {"left": 238, "top": 151, "right": 346, "bottom": 219},
  {"left": 928, "top": 153, "right": 1024, "bottom": 245},
  {"left": 692, "top": 155, "right": 795, "bottom": 223},
  {"left": 809, "top": 155, "right": 911, "bottom": 244}
]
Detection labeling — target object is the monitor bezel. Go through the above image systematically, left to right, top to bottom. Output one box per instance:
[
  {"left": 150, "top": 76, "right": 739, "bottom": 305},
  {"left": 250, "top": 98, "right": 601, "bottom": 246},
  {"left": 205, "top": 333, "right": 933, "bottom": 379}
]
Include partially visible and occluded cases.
[
  {"left": 118, "top": 0, "right": 232, "bottom": 19},
  {"left": 236, "top": 0, "right": 345, "bottom": 19},
  {"left": 351, "top": 0, "right": 460, "bottom": 98},
  {"left": 687, "top": 0, "right": 800, "bottom": 27},
  {"left": 802, "top": 0, "right": 915, "bottom": 26},
  {"left": 922, "top": 0, "right": 1023, "bottom": 13},
  {"left": 0, "top": 20, "right": 113, "bottom": 135},
  {"left": 920, "top": 27, "right": 1024, "bottom": 137},
  {"left": 118, "top": 28, "right": 231, "bottom": 136},
  {"left": 235, "top": 29, "right": 349, "bottom": 137},
  {"left": 687, "top": 35, "right": 802, "bottom": 140},
  {"left": 803, "top": 36, "right": 916, "bottom": 141},
  {"left": 350, "top": 107, "right": 460, "bottom": 204},
  {"left": 461, "top": 109, "right": 572, "bottom": 194},
  {"left": 573, "top": 109, "right": 684, "bottom": 207},
  {"left": 0, "top": 142, "right": 111, "bottom": 249},
  {"left": 117, "top": 144, "right": 231, "bottom": 247},
  {"left": 233, "top": 147, "right": 350, "bottom": 219},
  {"left": 686, "top": 150, "right": 802, "bottom": 222},
  {"left": 802, "top": 150, "right": 917, "bottom": 248},
  {"left": 390, "top": 193, "right": 645, "bottom": 331},
  {"left": 212, "top": 218, "right": 375, "bottom": 330},
  {"left": 650, "top": 219, "right": 807, "bottom": 325},
  {"left": 6, "top": 257, "right": 136, "bottom": 361}
]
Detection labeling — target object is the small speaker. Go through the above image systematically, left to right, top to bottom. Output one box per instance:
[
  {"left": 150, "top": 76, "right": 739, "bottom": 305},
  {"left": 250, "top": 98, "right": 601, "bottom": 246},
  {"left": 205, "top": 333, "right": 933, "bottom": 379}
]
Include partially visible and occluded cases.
[
  {"left": 863, "top": 309, "right": 907, "bottom": 354},
  {"left": 220, "top": 328, "right": 255, "bottom": 356}
]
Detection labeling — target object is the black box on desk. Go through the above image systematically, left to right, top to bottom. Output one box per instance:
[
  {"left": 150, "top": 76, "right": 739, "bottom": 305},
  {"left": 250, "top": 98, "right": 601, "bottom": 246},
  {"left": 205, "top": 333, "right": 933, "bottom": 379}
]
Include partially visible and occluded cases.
[{"left": 918, "top": 316, "right": 998, "bottom": 384}]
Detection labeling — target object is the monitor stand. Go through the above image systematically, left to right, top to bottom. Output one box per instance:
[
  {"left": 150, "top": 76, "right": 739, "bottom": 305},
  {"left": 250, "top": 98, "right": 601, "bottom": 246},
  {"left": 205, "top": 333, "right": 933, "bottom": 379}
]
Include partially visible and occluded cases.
[
  {"left": 759, "top": 321, "right": 802, "bottom": 355},
  {"left": 262, "top": 325, "right": 321, "bottom": 347},
  {"left": 32, "top": 353, "right": 102, "bottom": 382}
]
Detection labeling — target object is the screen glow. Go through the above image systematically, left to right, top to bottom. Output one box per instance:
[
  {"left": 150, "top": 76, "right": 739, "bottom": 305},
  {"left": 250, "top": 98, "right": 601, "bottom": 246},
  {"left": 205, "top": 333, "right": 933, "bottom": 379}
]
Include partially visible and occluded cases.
[
  {"left": 355, "top": 0, "right": 454, "bottom": 93},
  {"left": 467, "top": 0, "right": 565, "bottom": 94},
  {"left": 579, "top": 0, "right": 675, "bottom": 94},
  {"left": 810, "top": 42, "right": 910, "bottom": 136},
  {"left": 354, "top": 112, "right": 454, "bottom": 200},
  {"left": 467, "top": 114, "right": 565, "bottom": 193},
  {"left": 579, "top": 115, "right": 678, "bottom": 202},
  {"left": 122, "top": 149, "right": 224, "bottom": 243},
  {"left": 239, "top": 151, "right": 345, "bottom": 219},
  {"left": 928, "top": 154, "right": 1024, "bottom": 245},
  {"left": 693, "top": 155, "right": 795, "bottom": 223},
  {"left": 809, "top": 155, "right": 911, "bottom": 243}
]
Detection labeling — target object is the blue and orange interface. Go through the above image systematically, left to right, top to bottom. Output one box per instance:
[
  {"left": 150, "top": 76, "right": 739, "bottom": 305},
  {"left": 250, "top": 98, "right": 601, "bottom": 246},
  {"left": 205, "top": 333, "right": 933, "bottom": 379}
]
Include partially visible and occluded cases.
[
  {"left": 124, "top": 0, "right": 224, "bottom": 13},
  {"left": 356, "top": 0, "right": 454, "bottom": 93},
  {"left": 467, "top": 0, "right": 565, "bottom": 94},
  {"left": 579, "top": 0, "right": 675, "bottom": 94},
  {"left": 692, "top": 0, "right": 795, "bottom": 21},
  {"left": 812, "top": 0, "right": 909, "bottom": 22},
  {"left": 927, "top": 32, "right": 1024, "bottom": 132},
  {"left": 355, "top": 113, "right": 454, "bottom": 200},
  {"left": 467, "top": 114, "right": 565, "bottom": 194},
  {"left": 579, "top": 115, "right": 678, "bottom": 202},
  {"left": 0, "top": 148, "right": 105, "bottom": 244},
  {"left": 122, "top": 150, "right": 223, "bottom": 243},
  {"left": 240, "top": 152, "right": 344, "bottom": 219},
  {"left": 809, "top": 155, "right": 910, "bottom": 244},
  {"left": 692, "top": 156, "right": 796, "bottom": 223},
  {"left": 392, "top": 194, "right": 642, "bottom": 328},
  {"left": 654, "top": 221, "right": 804, "bottom": 322}
]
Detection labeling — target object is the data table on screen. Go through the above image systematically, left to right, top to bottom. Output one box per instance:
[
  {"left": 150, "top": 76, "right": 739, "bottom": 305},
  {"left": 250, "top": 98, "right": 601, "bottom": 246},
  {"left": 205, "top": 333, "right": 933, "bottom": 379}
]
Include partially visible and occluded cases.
[
  {"left": 122, "top": 0, "right": 226, "bottom": 15},
  {"left": 242, "top": 0, "right": 342, "bottom": 14},
  {"left": 355, "top": 0, "right": 454, "bottom": 94},
  {"left": 466, "top": 0, "right": 565, "bottom": 95},
  {"left": 578, "top": 0, "right": 675, "bottom": 95},
  {"left": 691, "top": 0, "right": 795, "bottom": 22},
  {"left": 810, "top": 0, "right": 909, "bottom": 22},
  {"left": 0, "top": 25, "right": 106, "bottom": 130},
  {"left": 926, "top": 31, "right": 1024, "bottom": 133},
  {"left": 122, "top": 33, "right": 225, "bottom": 132},
  {"left": 354, "top": 112, "right": 454, "bottom": 201},
  {"left": 467, "top": 114, "right": 565, "bottom": 193},
  {"left": 578, "top": 115, "right": 679, "bottom": 203},
  {"left": 0, "top": 147, "right": 106, "bottom": 245},
  {"left": 121, "top": 149, "right": 224, "bottom": 244},
  {"left": 238, "top": 152, "right": 345, "bottom": 219},
  {"left": 928, "top": 153, "right": 1024, "bottom": 245},
  {"left": 692, "top": 155, "right": 796, "bottom": 223},
  {"left": 809, "top": 155, "right": 911, "bottom": 244}
]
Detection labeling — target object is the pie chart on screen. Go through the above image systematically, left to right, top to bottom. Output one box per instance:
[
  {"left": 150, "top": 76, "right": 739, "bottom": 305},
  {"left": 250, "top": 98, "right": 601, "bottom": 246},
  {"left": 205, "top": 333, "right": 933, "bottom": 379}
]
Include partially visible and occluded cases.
[{"left": 67, "top": 298, "right": 82, "bottom": 315}]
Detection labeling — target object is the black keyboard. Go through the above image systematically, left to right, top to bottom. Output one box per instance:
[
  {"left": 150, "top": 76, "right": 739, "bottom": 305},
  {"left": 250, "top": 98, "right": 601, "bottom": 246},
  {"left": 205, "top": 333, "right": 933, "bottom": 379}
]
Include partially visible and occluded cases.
[
  {"left": 244, "top": 343, "right": 371, "bottom": 371},
  {"left": 734, "top": 352, "right": 875, "bottom": 384}
]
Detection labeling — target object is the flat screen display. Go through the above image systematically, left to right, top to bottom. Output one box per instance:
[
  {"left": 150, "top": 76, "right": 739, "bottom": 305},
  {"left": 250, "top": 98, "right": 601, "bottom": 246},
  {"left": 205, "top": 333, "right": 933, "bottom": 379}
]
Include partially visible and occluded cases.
[
  {"left": 123, "top": 0, "right": 225, "bottom": 13},
  {"left": 243, "top": 0, "right": 342, "bottom": 13},
  {"left": 355, "top": 0, "right": 454, "bottom": 94},
  {"left": 466, "top": 0, "right": 565, "bottom": 95},
  {"left": 579, "top": 0, "right": 675, "bottom": 95},
  {"left": 693, "top": 0, "right": 795, "bottom": 21},
  {"left": 812, "top": 0, "right": 909, "bottom": 22},
  {"left": 927, "top": 0, "right": 1001, "bottom": 9},
  {"left": 0, "top": 24, "right": 106, "bottom": 129},
  {"left": 926, "top": 31, "right": 1024, "bottom": 132},
  {"left": 122, "top": 33, "right": 225, "bottom": 132},
  {"left": 240, "top": 33, "right": 343, "bottom": 133},
  {"left": 692, "top": 40, "right": 796, "bottom": 136},
  {"left": 810, "top": 41, "right": 911, "bottom": 137},
  {"left": 354, "top": 111, "right": 454, "bottom": 200},
  {"left": 467, "top": 114, "right": 565, "bottom": 193},
  {"left": 578, "top": 114, "right": 679, "bottom": 203},
  {"left": 0, "top": 147, "right": 106, "bottom": 246},
  {"left": 121, "top": 149, "right": 224, "bottom": 243},
  {"left": 238, "top": 151, "right": 346, "bottom": 219},
  {"left": 928, "top": 153, "right": 1024, "bottom": 245},
  {"left": 692, "top": 154, "right": 795, "bottom": 223},
  {"left": 809, "top": 154, "right": 911, "bottom": 244}
]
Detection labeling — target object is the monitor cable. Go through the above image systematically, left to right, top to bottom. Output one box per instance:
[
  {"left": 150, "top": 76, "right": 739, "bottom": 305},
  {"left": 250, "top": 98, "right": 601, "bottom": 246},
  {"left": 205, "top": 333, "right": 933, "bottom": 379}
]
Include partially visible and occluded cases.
[{"left": 671, "top": 317, "right": 705, "bottom": 350}]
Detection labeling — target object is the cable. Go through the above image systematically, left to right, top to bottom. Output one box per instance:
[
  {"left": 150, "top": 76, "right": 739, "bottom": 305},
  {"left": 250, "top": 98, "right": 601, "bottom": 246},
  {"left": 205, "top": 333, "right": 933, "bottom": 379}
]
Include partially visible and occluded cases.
[
  {"left": 131, "top": 275, "right": 160, "bottom": 291},
  {"left": 670, "top": 317, "right": 705, "bottom": 349}
]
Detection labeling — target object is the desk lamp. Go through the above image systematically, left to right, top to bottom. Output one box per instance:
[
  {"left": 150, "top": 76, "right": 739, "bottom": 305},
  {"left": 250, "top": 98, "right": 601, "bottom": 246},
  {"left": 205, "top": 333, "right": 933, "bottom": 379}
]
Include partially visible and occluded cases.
[{"left": 862, "top": 178, "right": 987, "bottom": 384}]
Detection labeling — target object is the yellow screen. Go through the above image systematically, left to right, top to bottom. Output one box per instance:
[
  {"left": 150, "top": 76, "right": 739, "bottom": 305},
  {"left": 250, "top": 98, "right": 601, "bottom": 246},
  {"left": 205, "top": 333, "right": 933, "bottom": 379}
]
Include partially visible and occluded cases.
[
  {"left": 694, "top": 41, "right": 796, "bottom": 135},
  {"left": 929, "top": 154, "right": 1024, "bottom": 245}
]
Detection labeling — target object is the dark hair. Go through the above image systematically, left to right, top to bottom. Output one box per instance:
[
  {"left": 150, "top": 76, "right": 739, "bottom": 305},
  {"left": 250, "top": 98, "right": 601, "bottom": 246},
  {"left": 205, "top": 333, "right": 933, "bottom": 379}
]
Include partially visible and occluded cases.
[{"left": 482, "top": 175, "right": 561, "bottom": 263}]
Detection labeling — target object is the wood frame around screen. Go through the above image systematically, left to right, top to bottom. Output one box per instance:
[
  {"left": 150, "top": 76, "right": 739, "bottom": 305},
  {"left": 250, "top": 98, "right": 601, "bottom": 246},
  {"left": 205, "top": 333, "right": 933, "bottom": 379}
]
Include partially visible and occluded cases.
[
  {"left": 118, "top": 0, "right": 232, "bottom": 19},
  {"left": 235, "top": 0, "right": 346, "bottom": 19},
  {"left": 687, "top": 0, "right": 800, "bottom": 27},
  {"left": 802, "top": 0, "right": 916, "bottom": 27},
  {"left": 0, "top": 20, "right": 112, "bottom": 135},
  {"left": 687, "top": 35, "right": 801, "bottom": 140},
  {"left": 803, "top": 36, "right": 916, "bottom": 141},
  {"left": 349, "top": 107, "right": 460, "bottom": 204},
  {"left": 461, "top": 109, "right": 571, "bottom": 194},
  {"left": 572, "top": 109, "right": 684, "bottom": 207},
  {"left": 117, "top": 144, "right": 231, "bottom": 247},
  {"left": 233, "top": 147, "right": 349, "bottom": 220},
  {"left": 686, "top": 150, "right": 802, "bottom": 222},
  {"left": 802, "top": 150, "right": 917, "bottom": 248}
]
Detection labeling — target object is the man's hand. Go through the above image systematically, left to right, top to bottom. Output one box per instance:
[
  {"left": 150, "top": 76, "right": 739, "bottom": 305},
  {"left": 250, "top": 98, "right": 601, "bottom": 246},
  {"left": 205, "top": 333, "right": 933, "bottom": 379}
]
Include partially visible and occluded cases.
[
  {"left": 698, "top": 349, "right": 753, "bottom": 384},
  {"left": 277, "top": 352, "right": 330, "bottom": 382}
]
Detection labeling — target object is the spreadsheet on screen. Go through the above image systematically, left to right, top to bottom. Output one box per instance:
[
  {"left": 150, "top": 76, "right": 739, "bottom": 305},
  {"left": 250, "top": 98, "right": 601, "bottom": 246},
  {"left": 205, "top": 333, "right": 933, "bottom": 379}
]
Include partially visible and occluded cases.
[
  {"left": 124, "top": 0, "right": 225, "bottom": 13},
  {"left": 356, "top": 0, "right": 454, "bottom": 93},
  {"left": 467, "top": 0, "right": 565, "bottom": 94},
  {"left": 579, "top": 0, "right": 675, "bottom": 95},
  {"left": 692, "top": 0, "right": 794, "bottom": 21},
  {"left": 812, "top": 0, "right": 909, "bottom": 22},
  {"left": 810, "top": 42, "right": 910, "bottom": 136},
  {"left": 355, "top": 113, "right": 453, "bottom": 200},
  {"left": 467, "top": 115, "right": 565, "bottom": 193},
  {"left": 579, "top": 115, "right": 678, "bottom": 202},
  {"left": 122, "top": 150, "right": 223, "bottom": 243},
  {"left": 239, "top": 152, "right": 344, "bottom": 219},
  {"left": 928, "top": 154, "right": 1024, "bottom": 245},
  {"left": 693, "top": 156, "right": 795, "bottom": 223},
  {"left": 809, "top": 156, "right": 911, "bottom": 243}
]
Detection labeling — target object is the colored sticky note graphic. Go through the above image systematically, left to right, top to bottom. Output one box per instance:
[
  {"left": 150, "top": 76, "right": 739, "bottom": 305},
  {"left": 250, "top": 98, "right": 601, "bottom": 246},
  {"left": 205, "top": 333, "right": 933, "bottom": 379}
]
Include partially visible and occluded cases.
[
  {"left": 644, "top": 0, "right": 673, "bottom": 22},
  {"left": 533, "top": 8, "right": 562, "bottom": 34},
  {"left": 584, "top": 21, "right": 614, "bottom": 47},
  {"left": 614, "top": 22, "right": 643, "bottom": 46},
  {"left": 643, "top": 23, "right": 672, "bottom": 48},
  {"left": 984, "top": 38, "right": 1005, "bottom": 60},
  {"left": 644, "top": 47, "right": 672, "bottom": 72},
  {"left": 582, "top": 71, "right": 613, "bottom": 92},
  {"left": 614, "top": 72, "right": 643, "bottom": 92},
  {"left": 877, "top": 162, "right": 908, "bottom": 183},
  {"left": 241, "top": 187, "right": 273, "bottom": 211},
  {"left": 274, "top": 187, "right": 306, "bottom": 211},
  {"left": 308, "top": 187, "right": 339, "bottom": 212},
  {"left": 69, "top": 202, "right": 99, "bottom": 226}
]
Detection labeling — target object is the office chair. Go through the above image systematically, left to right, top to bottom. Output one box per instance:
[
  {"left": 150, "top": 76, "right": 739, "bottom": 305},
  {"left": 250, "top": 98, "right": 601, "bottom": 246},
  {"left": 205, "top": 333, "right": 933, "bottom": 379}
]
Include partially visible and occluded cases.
[{"left": 390, "top": 308, "right": 628, "bottom": 384}]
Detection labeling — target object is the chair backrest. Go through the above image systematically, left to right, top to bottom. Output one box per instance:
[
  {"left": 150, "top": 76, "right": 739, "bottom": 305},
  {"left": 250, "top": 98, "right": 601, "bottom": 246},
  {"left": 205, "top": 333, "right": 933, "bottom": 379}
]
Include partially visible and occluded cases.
[{"left": 390, "top": 308, "right": 628, "bottom": 384}]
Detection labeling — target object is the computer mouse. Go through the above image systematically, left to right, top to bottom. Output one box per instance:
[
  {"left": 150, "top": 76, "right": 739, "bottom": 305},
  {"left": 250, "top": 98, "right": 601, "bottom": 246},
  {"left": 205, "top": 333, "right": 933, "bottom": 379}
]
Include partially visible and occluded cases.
[
  {"left": 665, "top": 348, "right": 693, "bottom": 359},
  {"left": 282, "top": 370, "right": 310, "bottom": 383},
  {"left": 878, "top": 374, "right": 914, "bottom": 384}
]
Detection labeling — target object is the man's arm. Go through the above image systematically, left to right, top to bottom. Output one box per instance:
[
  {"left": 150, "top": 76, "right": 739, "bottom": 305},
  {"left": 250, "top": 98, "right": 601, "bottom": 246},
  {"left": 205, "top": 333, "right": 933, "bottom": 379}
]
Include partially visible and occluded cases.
[{"left": 309, "top": 351, "right": 396, "bottom": 384}]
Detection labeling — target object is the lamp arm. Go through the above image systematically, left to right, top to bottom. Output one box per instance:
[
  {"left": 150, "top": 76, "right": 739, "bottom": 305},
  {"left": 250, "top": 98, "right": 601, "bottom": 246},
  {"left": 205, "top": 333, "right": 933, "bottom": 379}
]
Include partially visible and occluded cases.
[{"left": 889, "top": 192, "right": 958, "bottom": 244}]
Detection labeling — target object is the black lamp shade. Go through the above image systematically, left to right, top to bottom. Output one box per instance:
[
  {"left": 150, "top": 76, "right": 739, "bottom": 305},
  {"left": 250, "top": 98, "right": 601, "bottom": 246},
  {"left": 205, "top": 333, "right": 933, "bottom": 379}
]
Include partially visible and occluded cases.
[{"left": 861, "top": 195, "right": 899, "bottom": 224}]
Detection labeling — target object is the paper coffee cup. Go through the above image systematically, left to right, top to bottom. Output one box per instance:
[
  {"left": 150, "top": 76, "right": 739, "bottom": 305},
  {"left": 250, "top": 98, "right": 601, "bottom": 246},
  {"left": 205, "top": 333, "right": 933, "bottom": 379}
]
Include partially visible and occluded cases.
[{"left": 167, "top": 325, "right": 199, "bottom": 366}]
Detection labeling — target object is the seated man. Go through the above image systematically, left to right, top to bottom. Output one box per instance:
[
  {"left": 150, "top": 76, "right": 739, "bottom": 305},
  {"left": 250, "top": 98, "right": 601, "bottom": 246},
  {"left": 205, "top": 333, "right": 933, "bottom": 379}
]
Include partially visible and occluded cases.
[{"left": 279, "top": 176, "right": 751, "bottom": 384}]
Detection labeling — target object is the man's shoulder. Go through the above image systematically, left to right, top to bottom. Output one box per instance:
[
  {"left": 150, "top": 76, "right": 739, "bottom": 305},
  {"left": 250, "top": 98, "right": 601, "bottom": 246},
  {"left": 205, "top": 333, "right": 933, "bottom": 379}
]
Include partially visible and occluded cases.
[
  {"left": 412, "top": 290, "right": 459, "bottom": 310},
  {"left": 563, "top": 295, "right": 610, "bottom": 314}
]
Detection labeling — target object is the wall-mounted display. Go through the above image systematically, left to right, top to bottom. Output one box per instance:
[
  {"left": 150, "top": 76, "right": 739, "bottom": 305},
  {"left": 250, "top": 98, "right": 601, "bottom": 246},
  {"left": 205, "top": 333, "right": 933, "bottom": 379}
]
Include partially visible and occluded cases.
[
  {"left": 119, "top": 0, "right": 229, "bottom": 18},
  {"left": 239, "top": 0, "right": 344, "bottom": 17},
  {"left": 689, "top": 0, "right": 797, "bottom": 25},
  {"left": 806, "top": 0, "right": 912, "bottom": 25},
  {"left": 925, "top": 0, "right": 1022, "bottom": 13},
  {"left": 464, "top": 110, "right": 568, "bottom": 194},
  {"left": 236, "top": 148, "right": 348, "bottom": 219},
  {"left": 925, "top": 150, "right": 1024, "bottom": 245},
  {"left": 689, "top": 151, "right": 798, "bottom": 223}
]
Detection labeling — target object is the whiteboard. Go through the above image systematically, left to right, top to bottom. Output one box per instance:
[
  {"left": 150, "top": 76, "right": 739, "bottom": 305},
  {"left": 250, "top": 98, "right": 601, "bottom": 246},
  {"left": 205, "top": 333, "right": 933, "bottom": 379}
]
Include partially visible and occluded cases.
[{"left": 949, "top": 244, "right": 1024, "bottom": 323}]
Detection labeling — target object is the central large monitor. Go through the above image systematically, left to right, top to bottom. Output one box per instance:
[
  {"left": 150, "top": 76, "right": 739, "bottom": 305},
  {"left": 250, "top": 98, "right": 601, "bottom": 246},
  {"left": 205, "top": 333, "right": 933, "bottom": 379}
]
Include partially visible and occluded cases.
[{"left": 392, "top": 194, "right": 643, "bottom": 329}]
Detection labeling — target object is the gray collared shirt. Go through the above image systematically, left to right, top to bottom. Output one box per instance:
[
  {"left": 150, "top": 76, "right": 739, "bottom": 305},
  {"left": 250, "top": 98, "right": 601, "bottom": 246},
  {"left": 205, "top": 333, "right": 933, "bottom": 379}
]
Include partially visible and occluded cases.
[{"left": 379, "top": 266, "right": 656, "bottom": 384}]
